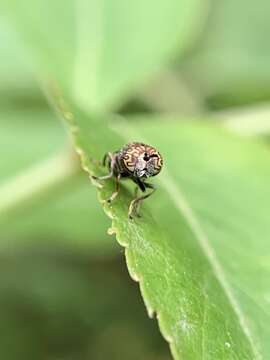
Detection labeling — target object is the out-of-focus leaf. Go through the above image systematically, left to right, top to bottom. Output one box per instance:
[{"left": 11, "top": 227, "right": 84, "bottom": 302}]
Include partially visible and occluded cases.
[
  {"left": 1, "top": 0, "right": 205, "bottom": 111},
  {"left": 184, "top": 0, "right": 270, "bottom": 108},
  {"left": 0, "top": 20, "right": 36, "bottom": 91},
  {"left": 220, "top": 104, "right": 270, "bottom": 137},
  {"left": 0, "top": 108, "right": 113, "bottom": 252},
  {"left": 0, "top": 109, "right": 65, "bottom": 181},
  {"left": 0, "top": 251, "right": 171, "bottom": 360}
]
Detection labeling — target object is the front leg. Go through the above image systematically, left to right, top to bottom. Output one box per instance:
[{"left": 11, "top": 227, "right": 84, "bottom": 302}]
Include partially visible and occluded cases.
[
  {"left": 92, "top": 152, "right": 115, "bottom": 181},
  {"left": 92, "top": 153, "right": 121, "bottom": 204},
  {"left": 107, "top": 174, "right": 121, "bottom": 203},
  {"left": 128, "top": 181, "right": 156, "bottom": 219}
]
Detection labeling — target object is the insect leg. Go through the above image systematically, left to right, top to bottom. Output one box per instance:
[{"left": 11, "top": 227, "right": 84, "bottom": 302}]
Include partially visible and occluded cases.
[
  {"left": 92, "top": 152, "right": 114, "bottom": 180},
  {"left": 102, "top": 152, "right": 111, "bottom": 167},
  {"left": 107, "top": 174, "right": 121, "bottom": 203},
  {"left": 128, "top": 178, "right": 145, "bottom": 217},
  {"left": 128, "top": 182, "right": 156, "bottom": 219},
  {"left": 132, "top": 185, "right": 141, "bottom": 217}
]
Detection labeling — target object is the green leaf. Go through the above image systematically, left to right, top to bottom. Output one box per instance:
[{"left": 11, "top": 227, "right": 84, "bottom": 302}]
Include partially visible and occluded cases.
[
  {"left": 1, "top": 0, "right": 205, "bottom": 111},
  {"left": 185, "top": 0, "right": 270, "bottom": 107},
  {"left": 3, "top": 2, "right": 269, "bottom": 358},
  {"left": 0, "top": 20, "right": 37, "bottom": 92},
  {"left": 49, "top": 88, "right": 269, "bottom": 359},
  {"left": 0, "top": 107, "right": 113, "bottom": 253},
  {"left": 0, "top": 251, "right": 171, "bottom": 360}
]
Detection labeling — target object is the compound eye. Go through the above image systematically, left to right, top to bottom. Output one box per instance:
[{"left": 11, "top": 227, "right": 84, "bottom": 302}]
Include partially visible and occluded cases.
[{"left": 143, "top": 153, "right": 150, "bottom": 161}]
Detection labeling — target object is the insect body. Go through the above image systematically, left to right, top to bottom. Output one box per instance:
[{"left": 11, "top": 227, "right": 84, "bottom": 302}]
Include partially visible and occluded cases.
[{"left": 93, "top": 142, "right": 163, "bottom": 219}]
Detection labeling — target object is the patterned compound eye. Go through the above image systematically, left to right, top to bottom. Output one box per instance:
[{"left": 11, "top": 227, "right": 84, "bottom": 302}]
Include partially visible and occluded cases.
[{"left": 121, "top": 142, "right": 163, "bottom": 178}]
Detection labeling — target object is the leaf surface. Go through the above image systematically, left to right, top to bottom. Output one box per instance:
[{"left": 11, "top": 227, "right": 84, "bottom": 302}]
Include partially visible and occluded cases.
[{"left": 49, "top": 90, "right": 269, "bottom": 359}]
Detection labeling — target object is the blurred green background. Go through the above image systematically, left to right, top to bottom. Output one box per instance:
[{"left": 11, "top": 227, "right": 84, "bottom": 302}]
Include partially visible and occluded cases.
[{"left": 0, "top": 0, "right": 269, "bottom": 359}]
